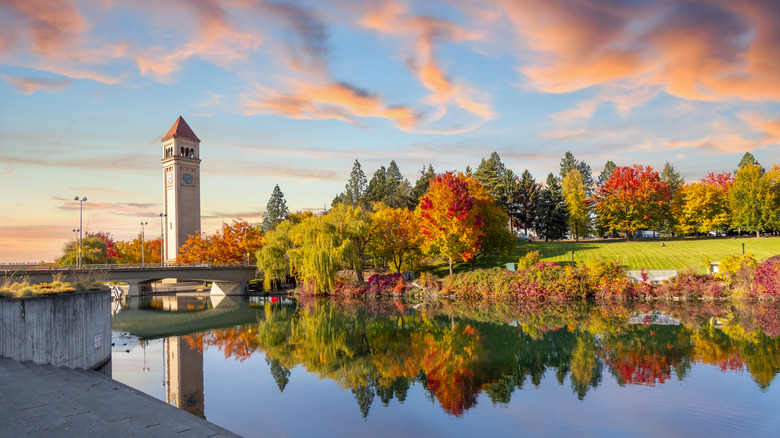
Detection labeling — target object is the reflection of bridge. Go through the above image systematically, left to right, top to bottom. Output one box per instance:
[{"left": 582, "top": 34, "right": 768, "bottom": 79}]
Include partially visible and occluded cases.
[{"left": 0, "top": 263, "right": 258, "bottom": 296}]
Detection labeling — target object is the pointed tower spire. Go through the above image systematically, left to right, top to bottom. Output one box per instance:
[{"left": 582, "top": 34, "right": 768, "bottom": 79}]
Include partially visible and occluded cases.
[{"left": 162, "top": 116, "right": 200, "bottom": 142}]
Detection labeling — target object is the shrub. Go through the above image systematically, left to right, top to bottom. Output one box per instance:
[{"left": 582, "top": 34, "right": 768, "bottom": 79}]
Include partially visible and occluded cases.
[
  {"left": 517, "top": 251, "right": 542, "bottom": 270},
  {"left": 716, "top": 253, "right": 757, "bottom": 286},
  {"left": 753, "top": 255, "right": 780, "bottom": 298},
  {"left": 419, "top": 272, "right": 442, "bottom": 293},
  {"left": 657, "top": 272, "right": 726, "bottom": 300},
  {"left": 365, "top": 273, "right": 404, "bottom": 295}
]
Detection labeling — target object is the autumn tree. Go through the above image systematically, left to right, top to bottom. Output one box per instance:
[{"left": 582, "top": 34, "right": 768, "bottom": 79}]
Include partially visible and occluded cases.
[
  {"left": 559, "top": 151, "right": 594, "bottom": 194},
  {"left": 729, "top": 163, "right": 773, "bottom": 237},
  {"left": 594, "top": 165, "right": 670, "bottom": 239},
  {"left": 562, "top": 169, "right": 591, "bottom": 240},
  {"left": 515, "top": 170, "right": 538, "bottom": 237},
  {"left": 416, "top": 172, "right": 490, "bottom": 275},
  {"left": 673, "top": 173, "right": 733, "bottom": 236},
  {"left": 534, "top": 174, "right": 568, "bottom": 241},
  {"left": 263, "top": 184, "right": 289, "bottom": 232},
  {"left": 468, "top": 195, "right": 514, "bottom": 268},
  {"left": 369, "top": 205, "right": 422, "bottom": 273},
  {"left": 178, "top": 219, "right": 263, "bottom": 264},
  {"left": 115, "top": 235, "right": 161, "bottom": 264},
  {"left": 57, "top": 236, "right": 109, "bottom": 265}
]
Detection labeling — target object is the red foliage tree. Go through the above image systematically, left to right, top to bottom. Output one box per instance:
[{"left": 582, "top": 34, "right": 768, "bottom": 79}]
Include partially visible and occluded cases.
[{"left": 594, "top": 165, "right": 671, "bottom": 239}]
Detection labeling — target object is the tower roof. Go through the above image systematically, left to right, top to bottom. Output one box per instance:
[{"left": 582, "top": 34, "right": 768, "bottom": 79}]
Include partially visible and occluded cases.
[{"left": 162, "top": 116, "right": 200, "bottom": 142}]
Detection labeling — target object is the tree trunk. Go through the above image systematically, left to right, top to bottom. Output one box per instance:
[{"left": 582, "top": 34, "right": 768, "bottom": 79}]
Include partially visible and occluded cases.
[
  {"left": 756, "top": 229, "right": 760, "bottom": 238},
  {"left": 448, "top": 258, "right": 454, "bottom": 276}
]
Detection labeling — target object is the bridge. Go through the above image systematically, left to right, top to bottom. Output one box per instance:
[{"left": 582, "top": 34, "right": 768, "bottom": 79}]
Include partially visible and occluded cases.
[{"left": 0, "top": 263, "right": 259, "bottom": 296}]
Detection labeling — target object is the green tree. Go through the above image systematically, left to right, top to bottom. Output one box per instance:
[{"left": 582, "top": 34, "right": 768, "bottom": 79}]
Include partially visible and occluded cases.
[
  {"left": 559, "top": 151, "right": 594, "bottom": 194},
  {"left": 473, "top": 152, "right": 506, "bottom": 205},
  {"left": 736, "top": 152, "right": 763, "bottom": 174},
  {"left": 333, "top": 159, "right": 368, "bottom": 208},
  {"left": 366, "top": 161, "right": 411, "bottom": 208},
  {"left": 597, "top": 161, "right": 617, "bottom": 187},
  {"left": 659, "top": 162, "right": 684, "bottom": 234},
  {"left": 729, "top": 163, "right": 772, "bottom": 237},
  {"left": 407, "top": 164, "right": 435, "bottom": 209},
  {"left": 501, "top": 169, "right": 520, "bottom": 235},
  {"left": 562, "top": 169, "right": 591, "bottom": 240},
  {"left": 516, "top": 170, "right": 538, "bottom": 237},
  {"left": 534, "top": 174, "right": 569, "bottom": 241},
  {"left": 263, "top": 184, "right": 289, "bottom": 232},
  {"left": 326, "top": 203, "right": 377, "bottom": 284},
  {"left": 287, "top": 214, "right": 343, "bottom": 294},
  {"left": 257, "top": 221, "right": 294, "bottom": 290},
  {"left": 57, "top": 236, "right": 110, "bottom": 265}
]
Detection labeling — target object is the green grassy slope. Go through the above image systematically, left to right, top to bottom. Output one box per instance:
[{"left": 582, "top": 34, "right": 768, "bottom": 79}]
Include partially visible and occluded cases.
[{"left": 423, "top": 236, "right": 780, "bottom": 275}]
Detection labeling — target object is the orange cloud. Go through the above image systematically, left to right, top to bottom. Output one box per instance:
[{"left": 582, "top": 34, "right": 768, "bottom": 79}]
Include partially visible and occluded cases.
[
  {"left": 0, "top": 0, "right": 86, "bottom": 56},
  {"left": 496, "top": 0, "right": 780, "bottom": 101},
  {"left": 360, "top": 1, "right": 494, "bottom": 125},
  {"left": 243, "top": 80, "right": 420, "bottom": 131},
  {"left": 740, "top": 113, "right": 780, "bottom": 145}
]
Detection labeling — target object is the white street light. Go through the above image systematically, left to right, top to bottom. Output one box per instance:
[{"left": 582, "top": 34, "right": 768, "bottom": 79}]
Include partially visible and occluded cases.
[
  {"left": 74, "top": 196, "right": 87, "bottom": 269},
  {"left": 140, "top": 221, "right": 149, "bottom": 266}
]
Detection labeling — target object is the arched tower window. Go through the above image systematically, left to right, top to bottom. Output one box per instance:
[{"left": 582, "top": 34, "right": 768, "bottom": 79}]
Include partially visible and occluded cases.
[{"left": 181, "top": 146, "right": 185, "bottom": 156}]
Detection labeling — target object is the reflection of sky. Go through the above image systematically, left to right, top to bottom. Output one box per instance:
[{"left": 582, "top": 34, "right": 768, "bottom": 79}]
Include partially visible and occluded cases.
[{"left": 110, "top": 330, "right": 780, "bottom": 437}]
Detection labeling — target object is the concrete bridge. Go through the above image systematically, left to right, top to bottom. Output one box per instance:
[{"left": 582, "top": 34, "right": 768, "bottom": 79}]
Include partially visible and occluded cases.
[{"left": 0, "top": 263, "right": 258, "bottom": 296}]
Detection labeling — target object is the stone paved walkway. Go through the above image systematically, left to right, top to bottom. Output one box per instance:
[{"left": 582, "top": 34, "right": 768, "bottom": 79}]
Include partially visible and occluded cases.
[{"left": 0, "top": 356, "right": 240, "bottom": 437}]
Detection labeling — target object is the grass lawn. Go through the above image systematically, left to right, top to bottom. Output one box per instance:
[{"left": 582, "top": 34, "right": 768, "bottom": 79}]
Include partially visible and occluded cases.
[{"left": 423, "top": 236, "right": 780, "bottom": 275}]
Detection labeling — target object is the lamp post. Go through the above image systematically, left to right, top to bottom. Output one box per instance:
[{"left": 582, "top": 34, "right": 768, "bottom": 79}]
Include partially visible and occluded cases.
[
  {"left": 74, "top": 196, "right": 87, "bottom": 268},
  {"left": 159, "top": 213, "right": 166, "bottom": 266},
  {"left": 140, "top": 221, "right": 148, "bottom": 266},
  {"left": 72, "top": 228, "right": 79, "bottom": 266}
]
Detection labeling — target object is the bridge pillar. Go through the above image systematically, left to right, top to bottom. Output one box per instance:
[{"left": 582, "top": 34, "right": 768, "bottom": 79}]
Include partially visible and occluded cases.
[
  {"left": 126, "top": 281, "right": 154, "bottom": 297},
  {"left": 210, "top": 281, "right": 247, "bottom": 296}
]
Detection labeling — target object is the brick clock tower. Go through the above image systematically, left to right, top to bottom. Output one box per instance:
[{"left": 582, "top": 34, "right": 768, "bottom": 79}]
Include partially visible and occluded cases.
[{"left": 161, "top": 116, "right": 201, "bottom": 262}]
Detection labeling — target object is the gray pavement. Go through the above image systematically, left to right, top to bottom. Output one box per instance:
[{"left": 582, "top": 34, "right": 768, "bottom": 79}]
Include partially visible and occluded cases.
[{"left": 0, "top": 356, "right": 240, "bottom": 437}]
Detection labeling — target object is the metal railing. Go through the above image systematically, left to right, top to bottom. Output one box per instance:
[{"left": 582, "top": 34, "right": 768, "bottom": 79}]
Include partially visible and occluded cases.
[{"left": 0, "top": 262, "right": 257, "bottom": 272}]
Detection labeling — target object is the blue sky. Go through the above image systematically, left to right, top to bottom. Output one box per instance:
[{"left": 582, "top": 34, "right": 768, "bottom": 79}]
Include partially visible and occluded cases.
[{"left": 1, "top": 0, "right": 779, "bottom": 262}]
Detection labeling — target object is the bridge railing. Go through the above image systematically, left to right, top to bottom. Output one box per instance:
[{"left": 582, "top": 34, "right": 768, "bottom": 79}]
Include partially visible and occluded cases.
[{"left": 0, "top": 262, "right": 257, "bottom": 272}]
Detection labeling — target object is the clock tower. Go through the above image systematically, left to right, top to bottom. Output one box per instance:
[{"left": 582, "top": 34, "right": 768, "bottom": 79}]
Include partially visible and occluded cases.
[{"left": 162, "top": 116, "right": 201, "bottom": 262}]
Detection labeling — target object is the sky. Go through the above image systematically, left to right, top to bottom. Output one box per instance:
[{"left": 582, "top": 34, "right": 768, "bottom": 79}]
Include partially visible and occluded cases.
[{"left": 1, "top": 0, "right": 780, "bottom": 263}]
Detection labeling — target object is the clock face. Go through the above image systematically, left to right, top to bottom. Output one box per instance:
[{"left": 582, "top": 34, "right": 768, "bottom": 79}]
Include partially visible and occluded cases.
[
  {"left": 183, "top": 173, "right": 193, "bottom": 184},
  {"left": 167, "top": 174, "right": 173, "bottom": 184}
]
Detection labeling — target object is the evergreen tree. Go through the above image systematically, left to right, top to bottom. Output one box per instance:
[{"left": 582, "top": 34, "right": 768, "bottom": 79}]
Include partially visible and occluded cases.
[
  {"left": 559, "top": 151, "right": 593, "bottom": 194},
  {"left": 474, "top": 152, "right": 506, "bottom": 204},
  {"left": 736, "top": 152, "right": 763, "bottom": 174},
  {"left": 333, "top": 159, "right": 368, "bottom": 208},
  {"left": 385, "top": 160, "right": 411, "bottom": 208},
  {"left": 597, "top": 161, "right": 617, "bottom": 187},
  {"left": 659, "top": 162, "right": 684, "bottom": 235},
  {"left": 660, "top": 162, "right": 684, "bottom": 192},
  {"left": 729, "top": 163, "right": 771, "bottom": 237},
  {"left": 407, "top": 164, "right": 435, "bottom": 209},
  {"left": 365, "top": 165, "right": 388, "bottom": 205},
  {"left": 501, "top": 169, "right": 520, "bottom": 233},
  {"left": 516, "top": 170, "right": 538, "bottom": 236},
  {"left": 534, "top": 173, "right": 569, "bottom": 241},
  {"left": 263, "top": 184, "right": 289, "bottom": 232},
  {"left": 266, "top": 357, "right": 291, "bottom": 392},
  {"left": 352, "top": 381, "right": 375, "bottom": 419}
]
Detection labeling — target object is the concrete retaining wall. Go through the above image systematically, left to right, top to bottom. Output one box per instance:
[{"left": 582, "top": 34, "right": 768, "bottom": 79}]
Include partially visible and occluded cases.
[{"left": 0, "top": 290, "right": 111, "bottom": 369}]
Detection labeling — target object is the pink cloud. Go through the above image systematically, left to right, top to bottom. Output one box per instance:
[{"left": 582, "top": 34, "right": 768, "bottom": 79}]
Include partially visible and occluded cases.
[{"left": 0, "top": 74, "right": 70, "bottom": 94}]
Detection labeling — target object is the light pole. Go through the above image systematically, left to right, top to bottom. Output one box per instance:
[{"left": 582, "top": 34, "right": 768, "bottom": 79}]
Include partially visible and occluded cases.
[
  {"left": 74, "top": 196, "right": 87, "bottom": 268},
  {"left": 159, "top": 213, "right": 166, "bottom": 266},
  {"left": 140, "top": 221, "right": 148, "bottom": 266},
  {"left": 72, "top": 228, "right": 79, "bottom": 266}
]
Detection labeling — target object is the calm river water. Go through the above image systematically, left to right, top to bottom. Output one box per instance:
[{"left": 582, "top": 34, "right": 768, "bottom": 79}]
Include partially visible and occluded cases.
[{"left": 110, "top": 293, "right": 780, "bottom": 437}]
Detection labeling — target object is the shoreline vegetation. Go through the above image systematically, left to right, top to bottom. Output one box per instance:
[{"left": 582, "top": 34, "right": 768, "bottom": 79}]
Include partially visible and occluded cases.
[
  {"left": 293, "top": 252, "right": 780, "bottom": 301},
  {"left": 0, "top": 272, "right": 107, "bottom": 299}
]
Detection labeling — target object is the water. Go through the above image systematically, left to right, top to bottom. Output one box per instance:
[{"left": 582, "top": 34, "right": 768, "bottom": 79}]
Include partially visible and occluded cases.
[{"left": 110, "top": 294, "right": 780, "bottom": 437}]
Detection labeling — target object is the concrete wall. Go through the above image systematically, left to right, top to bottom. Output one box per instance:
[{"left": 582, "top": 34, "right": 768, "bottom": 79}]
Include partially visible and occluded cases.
[{"left": 0, "top": 290, "right": 111, "bottom": 369}]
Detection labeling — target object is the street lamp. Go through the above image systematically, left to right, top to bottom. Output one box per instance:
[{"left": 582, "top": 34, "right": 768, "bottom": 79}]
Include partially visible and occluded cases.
[
  {"left": 74, "top": 196, "right": 87, "bottom": 268},
  {"left": 159, "top": 213, "right": 166, "bottom": 266},
  {"left": 140, "top": 221, "right": 148, "bottom": 266},
  {"left": 72, "top": 229, "right": 79, "bottom": 267}
]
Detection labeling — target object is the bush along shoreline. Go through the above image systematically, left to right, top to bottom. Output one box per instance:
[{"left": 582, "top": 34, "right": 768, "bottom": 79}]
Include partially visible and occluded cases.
[{"left": 293, "top": 254, "right": 780, "bottom": 301}]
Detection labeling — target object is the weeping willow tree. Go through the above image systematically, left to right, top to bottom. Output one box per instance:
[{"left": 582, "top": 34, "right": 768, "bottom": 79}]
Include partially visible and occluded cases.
[
  {"left": 325, "top": 203, "right": 377, "bottom": 284},
  {"left": 286, "top": 215, "right": 349, "bottom": 294},
  {"left": 256, "top": 221, "right": 294, "bottom": 291}
]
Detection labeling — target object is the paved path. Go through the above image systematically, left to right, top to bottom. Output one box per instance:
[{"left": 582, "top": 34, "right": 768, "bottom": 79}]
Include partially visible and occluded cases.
[{"left": 0, "top": 356, "right": 240, "bottom": 437}]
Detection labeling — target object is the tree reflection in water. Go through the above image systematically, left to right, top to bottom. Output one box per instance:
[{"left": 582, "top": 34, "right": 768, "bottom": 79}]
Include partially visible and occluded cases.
[{"left": 183, "top": 298, "right": 780, "bottom": 417}]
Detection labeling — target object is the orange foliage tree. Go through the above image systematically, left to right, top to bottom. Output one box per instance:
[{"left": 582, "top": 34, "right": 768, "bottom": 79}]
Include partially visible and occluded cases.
[
  {"left": 416, "top": 172, "right": 491, "bottom": 275},
  {"left": 369, "top": 205, "right": 422, "bottom": 273},
  {"left": 178, "top": 219, "right": 263, "bottom": 264},
  {"left": 115, "top": 235, "right": 162, "bottom": 264}
]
